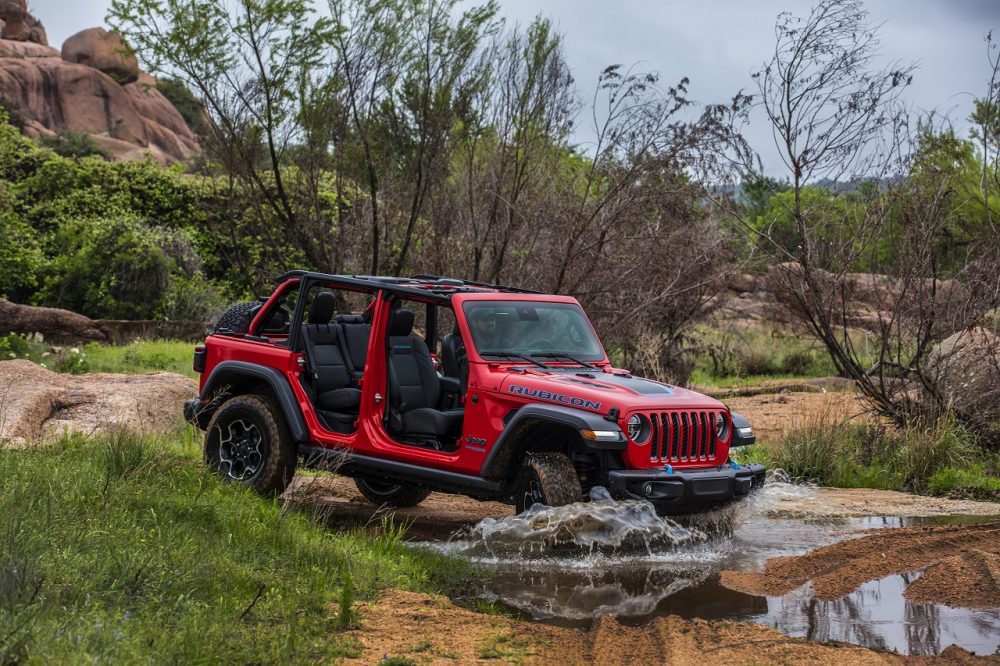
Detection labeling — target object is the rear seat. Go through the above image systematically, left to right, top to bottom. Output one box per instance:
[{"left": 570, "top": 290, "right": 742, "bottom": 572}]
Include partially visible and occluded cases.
[
  {"left": 301, "top": 293, "right": 360, "bottom": 433},
  {"left": 336, "top": 314, "right": 371, "bottom": 382}
]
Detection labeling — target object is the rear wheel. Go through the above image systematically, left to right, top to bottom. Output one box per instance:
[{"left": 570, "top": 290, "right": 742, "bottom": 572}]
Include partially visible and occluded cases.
[
  {"left": 204, "top": 394, "right": 296, "bottom": 496},
  {"left": 514, "top": 452, "right": 583, "bottom": 514},
  {"left": 354, "top": 477, "right": 431, "bottom": 508}
]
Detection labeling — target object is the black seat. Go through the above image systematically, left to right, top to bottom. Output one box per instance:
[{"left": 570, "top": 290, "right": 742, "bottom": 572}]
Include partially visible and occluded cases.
[
  {"left": 301, "top": 292, "right": 360, "bottom": 423},
  {"left": 387, "top": 308, "right": 463, "bottom": 437},
  {"left": 337, "top": 314, "right": 371, "bottom": 382},
  {"left": 440, "top": 325, "right": 468, "bottom": 393}
]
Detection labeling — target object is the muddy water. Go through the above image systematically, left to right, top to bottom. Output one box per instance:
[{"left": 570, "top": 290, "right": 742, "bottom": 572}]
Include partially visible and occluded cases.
[{"left": 416, "top": 482, "right": 1000, "bottom": 657}]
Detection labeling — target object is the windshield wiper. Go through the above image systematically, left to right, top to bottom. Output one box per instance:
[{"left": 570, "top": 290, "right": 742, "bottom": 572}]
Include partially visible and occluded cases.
[
  {"left": 481, "top": 351, "right": 549, "bottom": 369},
  {"left": 531, "top": 352, "right": 597, "bottom": 369}
]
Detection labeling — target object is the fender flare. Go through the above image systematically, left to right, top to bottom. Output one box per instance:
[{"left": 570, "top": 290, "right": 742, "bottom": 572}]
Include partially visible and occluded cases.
[
  {"left": 192, "top": 360, "right": 309, "bottom": 443},
  {"left": 479, "top": 404, "right": 625, "bottom": 481}
]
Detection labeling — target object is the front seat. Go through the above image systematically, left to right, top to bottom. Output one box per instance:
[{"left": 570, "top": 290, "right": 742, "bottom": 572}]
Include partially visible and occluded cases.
[
  {"left": 387, "top": 308, "right": 463, "bottom": 437},
  {"left": 440, "top": 324, "right": 468, "bottom": 393}
]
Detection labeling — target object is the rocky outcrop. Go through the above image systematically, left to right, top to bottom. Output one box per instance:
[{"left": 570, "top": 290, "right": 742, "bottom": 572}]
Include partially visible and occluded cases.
[
  {"left": 0, "top": 0, "right": 47, "bottom": 46},
  {"left": 61, "top": 27, "right": 139, "bottom": 85},
  {"left": 0, "top": 38, "right": 200, "bottom": 163},
  {"left": 0, "top": 359, "right": 196, "bottom": 445}
]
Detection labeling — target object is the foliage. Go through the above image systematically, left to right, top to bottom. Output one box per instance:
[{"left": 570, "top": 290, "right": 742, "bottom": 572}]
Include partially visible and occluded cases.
[
  {"left": 156, "top": 77, "right": 209, "bottom": 136},
  {"left": 38, "top": 130, "right": 110, "bottom": 160},
  {"left": 0, "top": 212, "right": 41, "bottom": 300},
  {"left": 735, "top": 416, "right": 986, "bottom": 494},
  {"left": 0, "top": 429, "right": 454, "bottom": 663}
]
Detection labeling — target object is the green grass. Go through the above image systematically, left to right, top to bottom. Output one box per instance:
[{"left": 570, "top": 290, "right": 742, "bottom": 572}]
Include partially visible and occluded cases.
[
  {"left": 688, "top": 325, "right": 838, "bottom": 388},
  {"left": 0, "top": 333, "right": 197, "bottom": 378},
  {"left": 80, "top": 339, "right": 196, "bottom": 377},
  {"left": 733, "top": 416, "right": 1000, "bottom": 498},
  {"left": 0, "top": 428, "right": 457, "bottom": 664}
]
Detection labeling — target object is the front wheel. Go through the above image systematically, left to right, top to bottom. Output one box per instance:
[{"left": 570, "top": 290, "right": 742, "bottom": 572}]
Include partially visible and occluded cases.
[
  {"left": 204, "top": 394, "right": 296, "bottom": 496},
  {"left": 514, "top": 452, "right": 583, "bottom": 514},
  {"left": 354, "top": 477, "right": 431, "bottom": 508}
]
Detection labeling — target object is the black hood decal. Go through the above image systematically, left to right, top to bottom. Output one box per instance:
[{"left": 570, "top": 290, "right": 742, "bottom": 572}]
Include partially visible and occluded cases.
[{"left": 551, "top": 372, "right": 675, "bottom": 396}]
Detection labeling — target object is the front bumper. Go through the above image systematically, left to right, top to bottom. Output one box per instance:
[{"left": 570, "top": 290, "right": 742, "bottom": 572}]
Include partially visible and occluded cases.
[{"left": 607, "top": 462, "right": 766, "bottom": 513}]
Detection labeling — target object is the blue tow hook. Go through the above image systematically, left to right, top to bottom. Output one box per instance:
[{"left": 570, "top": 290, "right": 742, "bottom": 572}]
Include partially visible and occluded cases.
[
  {"left": 731, "top": 459, "right": 741, "bottom": 470},
  {"left": 663, "top": 464, "right": 673, "bottom": 474}
]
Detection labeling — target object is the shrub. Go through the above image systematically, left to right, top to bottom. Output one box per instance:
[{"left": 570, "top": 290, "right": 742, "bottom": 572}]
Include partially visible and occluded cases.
[
  {"left": 39, "top": 130, "right": 109, "bottom": 160},
  {"left": 0, "top": 212, "right": 42, "bottom": 300},
  {"left": 761, "top": 415, "right": 982, "bottom": 493}
]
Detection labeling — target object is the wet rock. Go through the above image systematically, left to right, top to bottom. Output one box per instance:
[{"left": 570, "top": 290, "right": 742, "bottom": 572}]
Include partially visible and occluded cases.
[{"left": 61, "top": 27, "right": 139, "bottom": 84}]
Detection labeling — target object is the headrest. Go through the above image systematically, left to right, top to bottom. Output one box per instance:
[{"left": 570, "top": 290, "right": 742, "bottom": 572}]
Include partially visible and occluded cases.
[
  {"left": 308, "top": 291, "right": 335, "bottom": 325},
  {"left": 389, "top": 308, "right": 415, "bottom": 337},
  {"left": 336, "top": 314, "right": 365, "bottom": 325}
]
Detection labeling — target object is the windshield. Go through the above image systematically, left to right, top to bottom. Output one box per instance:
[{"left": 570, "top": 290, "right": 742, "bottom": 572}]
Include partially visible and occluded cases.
[{"left": 461, "top": 301, "right": 605, "bottom": 362}]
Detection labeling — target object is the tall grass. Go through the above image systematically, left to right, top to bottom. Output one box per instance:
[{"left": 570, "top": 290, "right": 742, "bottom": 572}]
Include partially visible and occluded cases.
[
  {"left": 0, "top": 334, "right": 197, "bottom": 378},
  {"left": 733, "top": 415, "right": 995, "bottom": 497},
  {"left": 0, "top": 430, "right": 453, "bottom": 663}
]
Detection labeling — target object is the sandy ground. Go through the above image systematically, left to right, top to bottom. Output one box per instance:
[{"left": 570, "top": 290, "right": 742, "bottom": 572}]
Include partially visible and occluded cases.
[
  {"left": 0, "top": 359, "right": 196, "bottom": 444},
  {"left": 725, "top": 387, "right": 868, "bottom": 444},
  {"left": 721, "top": 522, "right": 1000, "bottom": 609},
  {"left": 344, "top": 588, "right": 997, "bottom": 665}
]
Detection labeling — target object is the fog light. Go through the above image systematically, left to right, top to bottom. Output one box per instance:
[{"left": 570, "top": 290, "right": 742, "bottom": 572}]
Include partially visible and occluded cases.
[{"left": 643, "top": 482, "right": 654, "bottom": 496}]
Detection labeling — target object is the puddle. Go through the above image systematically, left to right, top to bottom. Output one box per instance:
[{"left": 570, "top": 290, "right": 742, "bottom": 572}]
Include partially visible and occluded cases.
[{"left": 415, "top": 479, "right": 1000, "bottom": 656}]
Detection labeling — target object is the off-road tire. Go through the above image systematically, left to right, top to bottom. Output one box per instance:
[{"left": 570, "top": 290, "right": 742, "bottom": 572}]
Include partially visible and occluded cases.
[
  {"left": 214, "top": 301, "right": 258, "bottom": 334},
  {"left": 204, "top": 394, "right": 296, "bottom": 496},
  {"left": 514, "top": 452, "right": 583, "bottom": 513},
  {"left": 354, "top": 477, "right": 431, "bottom": 508}
]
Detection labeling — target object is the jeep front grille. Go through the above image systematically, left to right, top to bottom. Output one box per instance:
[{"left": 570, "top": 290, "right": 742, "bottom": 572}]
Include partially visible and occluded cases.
[{"left": 648, "top": 410, "right": 722, "bottom": 464}]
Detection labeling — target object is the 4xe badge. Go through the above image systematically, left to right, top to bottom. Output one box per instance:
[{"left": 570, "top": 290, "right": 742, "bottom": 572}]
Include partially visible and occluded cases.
[{"left": 463, "top": 435, "right": 487, "bottom": 452}]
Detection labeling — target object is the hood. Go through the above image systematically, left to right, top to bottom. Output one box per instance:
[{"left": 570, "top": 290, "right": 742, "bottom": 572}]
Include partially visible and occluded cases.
[{"left": 496, "top": 367, "right": 725, "bottom": 413}]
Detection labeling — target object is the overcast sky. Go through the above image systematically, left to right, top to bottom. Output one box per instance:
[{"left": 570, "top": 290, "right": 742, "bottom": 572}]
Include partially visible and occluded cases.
[{"left": 30, "top": 0, "right": 1000, "bottom": 172}]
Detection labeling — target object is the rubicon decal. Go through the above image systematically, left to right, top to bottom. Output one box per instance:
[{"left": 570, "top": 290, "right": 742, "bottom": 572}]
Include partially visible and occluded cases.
[{"left": 508, "top": 385, "right": 601, "bottom": 410}]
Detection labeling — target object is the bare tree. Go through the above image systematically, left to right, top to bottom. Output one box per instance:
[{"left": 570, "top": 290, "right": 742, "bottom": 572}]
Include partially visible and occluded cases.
[{"left": 710, "top": 0, "right": 1000, "bottom": 434}]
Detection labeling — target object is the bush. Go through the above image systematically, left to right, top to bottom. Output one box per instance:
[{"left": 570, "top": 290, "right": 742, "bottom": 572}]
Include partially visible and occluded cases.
[
  {"left": 39, "top": 130, "right": 109, "bottom": 160},
  {"left": 0, "top": 212, "right": 42, "bottom": 300},
  {"left": 757, "top": 415, "right": 983, "bottom": 493}
]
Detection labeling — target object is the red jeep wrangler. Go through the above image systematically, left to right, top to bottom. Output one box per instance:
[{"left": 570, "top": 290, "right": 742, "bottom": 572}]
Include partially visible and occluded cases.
[{"left": 184, "top": 272, "right": 764, "bottom": 514}]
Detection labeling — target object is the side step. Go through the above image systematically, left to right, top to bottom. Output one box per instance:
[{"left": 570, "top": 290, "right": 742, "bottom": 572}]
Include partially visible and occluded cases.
[{"left": 298, "top": 445, "right": 505, "bottom": 499}]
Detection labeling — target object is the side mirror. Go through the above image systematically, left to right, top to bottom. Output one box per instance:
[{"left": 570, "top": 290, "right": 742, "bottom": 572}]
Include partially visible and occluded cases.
[{"left": 730, "top": 411, "right": 756, "bottom": 448}]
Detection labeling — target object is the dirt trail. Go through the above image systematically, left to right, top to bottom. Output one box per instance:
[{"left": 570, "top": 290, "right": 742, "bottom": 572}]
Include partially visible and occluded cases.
[
  {"left": 0, "top": 359, "right": 196, "bottom": 444},
  {"left": 721, "top": 522, "right": 1000, "bottom": 609},
  {"left": 345, "top": 588, "right": 997, "bottom": 665}
]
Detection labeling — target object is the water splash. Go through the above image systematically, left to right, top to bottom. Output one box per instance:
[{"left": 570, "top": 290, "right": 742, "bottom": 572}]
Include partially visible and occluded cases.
[{"left": 445, "top": 486, "right": 706, "bottom": 558}]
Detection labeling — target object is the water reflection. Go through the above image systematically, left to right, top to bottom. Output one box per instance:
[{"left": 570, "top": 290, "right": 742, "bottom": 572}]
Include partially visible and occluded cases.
[{"left": 767, "top": 574, "right": 1000, "bottom": 656}]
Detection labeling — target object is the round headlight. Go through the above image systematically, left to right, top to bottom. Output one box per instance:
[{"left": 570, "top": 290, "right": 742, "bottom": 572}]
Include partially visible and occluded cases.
[
  {"left": 715, "top": 413, "right": 729, "bottom": 440},
  {"left": 627, "top": 414, "right": 651, "bottom": 444}
]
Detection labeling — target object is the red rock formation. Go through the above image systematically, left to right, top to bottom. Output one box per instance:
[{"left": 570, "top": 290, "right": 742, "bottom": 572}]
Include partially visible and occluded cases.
[{"left": 61, "top": 27, "right": 139, "bottom": 85}]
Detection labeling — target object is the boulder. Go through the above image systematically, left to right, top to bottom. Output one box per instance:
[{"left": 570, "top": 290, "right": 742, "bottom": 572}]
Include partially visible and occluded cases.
[
  {"left": 0, "top": 0, "right": 47, "bottom": 45},
  {"left": 61, "top": 27, "right": 138, "bottom": 85},
  {"left": 0, "top": 38, "right": 57, "bottom": 58},
  {"left": 0, "top": 53, "right": 199, "bottom": 164},
  {"left": 0, "top": 299, "right": 107, "bottom": 344},
  {"left": 927, "top": 327, "right": 1000, "bottom": 430},
  {"left": 0, "top": 359, "right": 197, "bottom": 445}
]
